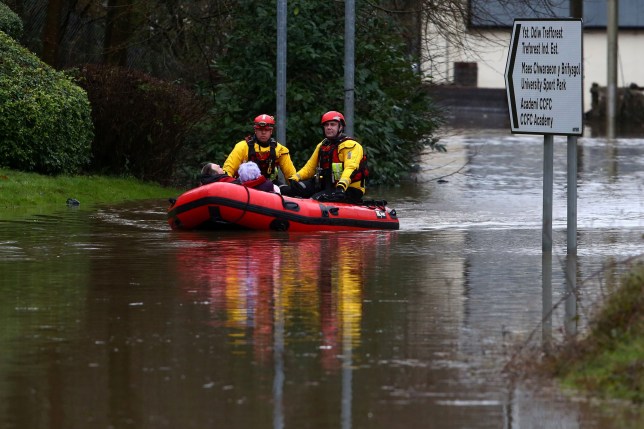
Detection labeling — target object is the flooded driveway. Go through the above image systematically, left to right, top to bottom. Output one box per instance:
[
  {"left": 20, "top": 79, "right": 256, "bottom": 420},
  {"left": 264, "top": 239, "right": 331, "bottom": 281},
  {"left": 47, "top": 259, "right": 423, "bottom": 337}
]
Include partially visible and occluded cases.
[{"left": 0, "top": 129, "right": 642, "bottom": 428}]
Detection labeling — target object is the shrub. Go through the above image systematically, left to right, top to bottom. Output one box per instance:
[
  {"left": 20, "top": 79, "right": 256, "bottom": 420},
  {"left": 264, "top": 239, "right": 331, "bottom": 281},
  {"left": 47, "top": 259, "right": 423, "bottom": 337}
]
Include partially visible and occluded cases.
[
  {"left": 197, "top": 0, "right": 442, "bottom": 185},
  {"left": 0, "top": 2, "right": 22, "bottom": 40},
  {"left": 0, "top": 31, "right": 93, "bottom": 175},
  {"left": 73, "top": 64, "right": 206, "bottom": 185},
  {"left": 540, "top": 263, "right": 644, "bottom": 404}
]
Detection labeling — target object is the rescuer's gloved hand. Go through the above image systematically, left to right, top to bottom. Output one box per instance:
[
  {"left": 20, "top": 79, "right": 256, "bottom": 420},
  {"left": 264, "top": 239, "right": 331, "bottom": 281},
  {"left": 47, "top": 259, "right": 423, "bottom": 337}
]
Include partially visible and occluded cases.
[
  {"left": 288, "top": 179, "right": 308, "bottom": 197},
  {"left": 324, "top": 187, "right": 346, "bottom": 202},
  {"left": 313, "top": 188, "right": 347, "bottom": 203}
]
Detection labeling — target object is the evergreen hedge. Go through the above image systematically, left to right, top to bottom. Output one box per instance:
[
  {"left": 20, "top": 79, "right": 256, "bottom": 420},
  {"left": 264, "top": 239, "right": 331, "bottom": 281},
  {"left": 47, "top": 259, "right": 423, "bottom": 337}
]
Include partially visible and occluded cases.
[
  {"left": 0, "top": 2, "right": 22, "bottom": 40},
  {"left": 0, "top": 31, "right": 93, "bottom": 175},
  {"left": 73, "top": 64, "right": 206, "bottom": 185}
]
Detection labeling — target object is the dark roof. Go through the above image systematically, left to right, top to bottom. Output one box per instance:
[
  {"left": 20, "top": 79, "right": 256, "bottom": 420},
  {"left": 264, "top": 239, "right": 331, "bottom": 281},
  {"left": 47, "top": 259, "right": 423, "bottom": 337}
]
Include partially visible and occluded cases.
[{"left": 469, "top": 0, "right": 644, "bottom": 29}]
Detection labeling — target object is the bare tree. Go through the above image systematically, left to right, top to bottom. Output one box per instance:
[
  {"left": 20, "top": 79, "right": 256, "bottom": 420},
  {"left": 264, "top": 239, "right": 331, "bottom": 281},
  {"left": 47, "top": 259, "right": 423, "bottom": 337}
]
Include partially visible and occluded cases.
[
  {"left": 17, "top": 0, "right": 235, "bottom": 82},
  {"left": 20, "top": 0, "right": 574, "bottom": 86},
  {"left": 41, "top": 0, "right": 64, "bottom": 66},
  {"left": 104, "top": 0, "right": 135, "bottom": 66},
  {"left": 373, "top": 0, "right": 576, "bottom": 80},
  {"left": 126, "top": 1, "right": 235, "bottom": 82}
]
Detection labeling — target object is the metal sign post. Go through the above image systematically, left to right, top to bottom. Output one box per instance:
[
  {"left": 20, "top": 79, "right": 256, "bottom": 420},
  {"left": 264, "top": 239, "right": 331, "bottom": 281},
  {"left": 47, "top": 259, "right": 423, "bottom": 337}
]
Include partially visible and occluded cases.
[{"left": 505, "top": 18, "right": 583, "bottom": 255}]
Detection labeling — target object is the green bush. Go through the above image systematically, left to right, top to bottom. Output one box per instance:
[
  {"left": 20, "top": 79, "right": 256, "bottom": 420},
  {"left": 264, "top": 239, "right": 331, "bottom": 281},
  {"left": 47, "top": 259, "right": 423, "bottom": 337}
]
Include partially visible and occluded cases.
[
  {"left": 196, "top": 0, "right": 442, "bottom": 185},
  {"left": 0, "top": 2, "right": 22, "bottom": 40},
  {"left": 0, "top": 31, "right": 93, "bottom": 175},
  {"left": 73, "top": 64, "right": 206, "bottom": 185},
  {"left": 541, "top": 263, "right": 644, "bottom": 404}
]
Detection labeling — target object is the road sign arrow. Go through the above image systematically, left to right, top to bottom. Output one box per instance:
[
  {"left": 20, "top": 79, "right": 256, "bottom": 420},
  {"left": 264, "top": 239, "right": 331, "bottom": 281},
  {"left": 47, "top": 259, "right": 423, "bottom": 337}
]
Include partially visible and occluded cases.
[{"left": 504, "top": 19, "right": 583, "bottom": 135}]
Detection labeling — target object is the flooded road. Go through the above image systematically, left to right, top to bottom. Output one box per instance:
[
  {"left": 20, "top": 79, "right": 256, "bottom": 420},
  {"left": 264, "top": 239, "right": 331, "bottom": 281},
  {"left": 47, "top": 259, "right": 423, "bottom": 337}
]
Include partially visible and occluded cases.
[{"left": 0, "top": 130, "right": 642, "bottom": 428}]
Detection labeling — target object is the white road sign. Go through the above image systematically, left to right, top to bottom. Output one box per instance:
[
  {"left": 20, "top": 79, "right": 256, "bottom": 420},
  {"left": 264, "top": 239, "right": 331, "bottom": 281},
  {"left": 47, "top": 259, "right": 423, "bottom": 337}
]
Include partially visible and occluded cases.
[{"left": 505, "top": 19, "right": 583, "bottom": 135}]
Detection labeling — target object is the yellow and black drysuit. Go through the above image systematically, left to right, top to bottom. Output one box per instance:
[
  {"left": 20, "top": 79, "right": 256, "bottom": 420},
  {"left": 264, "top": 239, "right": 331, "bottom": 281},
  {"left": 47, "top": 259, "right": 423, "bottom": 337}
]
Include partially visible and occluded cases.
[
  {"left": 290, "top": 135, "right": 368, "bottom": 201},
  {"left": 223, "top": 136, "right": 296, "bottom": 182}
]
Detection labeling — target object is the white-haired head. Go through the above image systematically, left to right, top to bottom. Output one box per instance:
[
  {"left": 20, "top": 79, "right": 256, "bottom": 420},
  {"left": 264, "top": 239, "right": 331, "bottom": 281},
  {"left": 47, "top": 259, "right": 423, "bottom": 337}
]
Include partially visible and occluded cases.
[{"left": 238, "top": 161, "right": 262, "bottom": 182}]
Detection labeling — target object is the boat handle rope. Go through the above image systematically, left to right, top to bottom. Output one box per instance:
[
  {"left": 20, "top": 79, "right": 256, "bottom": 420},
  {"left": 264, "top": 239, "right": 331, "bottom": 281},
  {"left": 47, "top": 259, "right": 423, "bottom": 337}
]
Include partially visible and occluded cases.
[
  {"left": 227, "top": 185, "right": 252, "bottom": 225},
  {"left": 277, "top": 193, "right": 301, "bottom": 212}
]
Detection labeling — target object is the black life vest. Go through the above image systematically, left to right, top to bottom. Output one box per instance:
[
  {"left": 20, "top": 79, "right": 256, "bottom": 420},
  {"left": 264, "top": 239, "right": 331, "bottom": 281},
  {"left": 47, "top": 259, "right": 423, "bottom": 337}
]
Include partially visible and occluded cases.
[
  {"left": 246, "top": 136, "right": 278, "bottom": 179},
  {"left": 318, "top": 136, "right": 369, "bottom": 187}
]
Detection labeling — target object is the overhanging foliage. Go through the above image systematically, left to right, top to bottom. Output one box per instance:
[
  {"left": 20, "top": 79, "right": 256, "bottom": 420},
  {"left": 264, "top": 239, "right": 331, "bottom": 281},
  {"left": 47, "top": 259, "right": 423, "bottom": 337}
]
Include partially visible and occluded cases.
[{"left": 198, "top": 0, "right": 442, "bottom": 185}]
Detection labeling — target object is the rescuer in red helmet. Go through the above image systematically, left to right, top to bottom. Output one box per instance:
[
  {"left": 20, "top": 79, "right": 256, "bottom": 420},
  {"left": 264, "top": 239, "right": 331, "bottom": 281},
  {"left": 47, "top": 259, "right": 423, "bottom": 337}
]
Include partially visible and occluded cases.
[
  {"left": 285, "top": 110, "right": 368, "bottom": 203},
  {"left": 222, "top": 114, "right": 296, "bottom": 183}
]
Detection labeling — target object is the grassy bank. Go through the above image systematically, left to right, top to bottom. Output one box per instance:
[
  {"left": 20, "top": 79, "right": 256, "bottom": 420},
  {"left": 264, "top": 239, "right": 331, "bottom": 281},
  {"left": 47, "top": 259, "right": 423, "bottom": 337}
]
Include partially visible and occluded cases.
[
  {"left": 0, "top": 168, "right": 184, "bottom": 214},
  {"left": 544, "top": 262, "right": 643, "bottom": 404}
]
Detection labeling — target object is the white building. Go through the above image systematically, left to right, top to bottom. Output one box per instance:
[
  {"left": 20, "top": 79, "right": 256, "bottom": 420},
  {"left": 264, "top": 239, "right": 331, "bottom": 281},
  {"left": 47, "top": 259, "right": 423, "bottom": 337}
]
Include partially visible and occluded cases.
[{"left": 422, "top": 0, "right": 644, "bottom": 112}]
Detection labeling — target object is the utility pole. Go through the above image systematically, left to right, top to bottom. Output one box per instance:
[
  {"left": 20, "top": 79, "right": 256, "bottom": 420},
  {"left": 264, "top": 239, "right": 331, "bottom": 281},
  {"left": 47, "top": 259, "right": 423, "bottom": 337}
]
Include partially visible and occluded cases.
[
  {"left": 276, "top": 0, "right": 287, "bottom": 145},
  {"left": 344, "top": 0, "right": 355, "bottom": 135},
  {"left": 566, "top": 0, "right": 583, "bottom": 337},
  {"left": 567, "top": 0, "right": 582, "bottom": 255},
  {"left": 570, "top": 0, "right": 583, "bottom": 19},
  {"left": 607, "top": 0, "right": 619, "bottom": 139}
]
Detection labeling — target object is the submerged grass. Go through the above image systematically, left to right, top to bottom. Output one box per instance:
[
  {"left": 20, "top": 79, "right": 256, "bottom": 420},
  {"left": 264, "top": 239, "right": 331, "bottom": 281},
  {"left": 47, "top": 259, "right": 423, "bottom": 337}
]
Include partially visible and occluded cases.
[
  {"left": 0, "top": 168, "right": 184, "bottom": 215},
  {"left": 544, "top": 262, "right": 644, "bottom": 404}
]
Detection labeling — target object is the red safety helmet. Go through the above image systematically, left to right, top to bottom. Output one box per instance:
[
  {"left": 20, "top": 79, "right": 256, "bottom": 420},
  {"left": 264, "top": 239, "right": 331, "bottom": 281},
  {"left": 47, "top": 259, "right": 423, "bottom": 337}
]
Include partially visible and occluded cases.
[
  {"left": 320, "top": 111, "right": 345, "bottom": 126},
  {"left": 254, "top": 114, "right": 275, "bottom": 129}
]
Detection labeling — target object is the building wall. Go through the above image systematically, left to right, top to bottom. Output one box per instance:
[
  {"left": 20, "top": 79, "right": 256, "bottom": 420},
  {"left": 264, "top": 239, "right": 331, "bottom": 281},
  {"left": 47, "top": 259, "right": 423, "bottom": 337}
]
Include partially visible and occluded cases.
[{"left": 422, "top": 26, "right": 644, "bottom": 112}]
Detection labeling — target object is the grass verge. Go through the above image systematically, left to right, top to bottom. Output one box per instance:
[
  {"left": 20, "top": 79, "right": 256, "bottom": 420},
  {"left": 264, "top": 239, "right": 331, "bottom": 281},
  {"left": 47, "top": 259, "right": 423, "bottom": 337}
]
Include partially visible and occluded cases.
[
  {"left": 0, "top": 168, "right": 184, "bottom": 215},
  {"left": 544, "top": 262, "right": 643, "bottom": 404}
]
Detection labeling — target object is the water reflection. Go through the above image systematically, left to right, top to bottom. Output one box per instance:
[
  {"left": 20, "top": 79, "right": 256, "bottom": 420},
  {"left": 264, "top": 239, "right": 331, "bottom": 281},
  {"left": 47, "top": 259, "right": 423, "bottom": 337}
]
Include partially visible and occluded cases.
[
  {"left": 0, "top": 130, "right": 642, "bottom": 428},
  {"left": 169, "top": 231, "right": 392, "bottom": 428},
  {"left": 172, "top": 231, "right": 392, "bottom": 371},
  {"left": 542, "top": 251, "right": 553, "bottom": 352},
  {"left": 565, "top": 254, "right": 578, "bottom": 338}
]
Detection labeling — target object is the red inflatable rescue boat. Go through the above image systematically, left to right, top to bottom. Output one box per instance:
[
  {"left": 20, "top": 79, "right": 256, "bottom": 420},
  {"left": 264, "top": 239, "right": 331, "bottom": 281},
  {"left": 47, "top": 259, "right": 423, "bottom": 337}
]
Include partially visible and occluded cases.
[{"left": 167, "top": 182, "right": 399, "bottom": 231}]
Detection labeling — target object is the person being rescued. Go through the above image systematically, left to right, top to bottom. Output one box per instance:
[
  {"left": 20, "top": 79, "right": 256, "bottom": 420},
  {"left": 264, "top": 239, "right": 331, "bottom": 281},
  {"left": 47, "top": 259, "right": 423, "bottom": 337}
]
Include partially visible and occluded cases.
[
  {"left": 283, "top": 110, "right": 368, "bottom": 204},
  {"left": 222, "top": 114, "right": 296, "bottom": 185},
  {"left": 238, "top": 161, "right": 281, "bottom": 193},
  {"left": 199, "top": 162, "right": 239, "bottom": 186}
]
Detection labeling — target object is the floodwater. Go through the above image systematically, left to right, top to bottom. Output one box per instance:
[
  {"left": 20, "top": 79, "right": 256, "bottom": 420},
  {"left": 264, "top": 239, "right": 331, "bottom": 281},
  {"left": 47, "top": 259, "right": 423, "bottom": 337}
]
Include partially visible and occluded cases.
[{"left": 0, "top": 129, "right": 642, "bottom": 429}]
